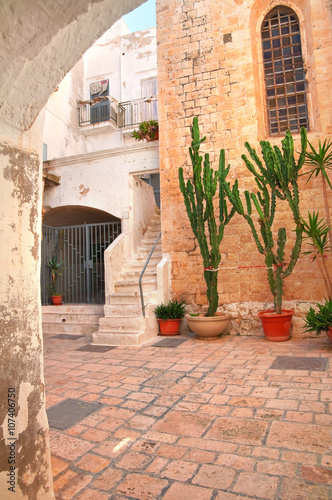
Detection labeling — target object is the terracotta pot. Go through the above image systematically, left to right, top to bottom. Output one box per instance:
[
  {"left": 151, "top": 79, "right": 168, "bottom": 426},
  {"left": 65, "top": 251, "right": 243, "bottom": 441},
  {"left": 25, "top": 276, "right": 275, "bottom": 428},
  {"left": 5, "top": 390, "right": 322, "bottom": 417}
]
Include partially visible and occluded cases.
[
  {"left": 51, "top": 295, "right": 62, "bottom": 305},
  {"left": 258, "top": 309, "right": 293, "bottom": 342},
  {"left": 185, "top": 314, "right": 230, "bottom": 340},
  {"left": 158, "top": 319, "right": 181, "bottom": 336},
  {"left": 326, "top": 327, "right": 332, "bottom": 343}
]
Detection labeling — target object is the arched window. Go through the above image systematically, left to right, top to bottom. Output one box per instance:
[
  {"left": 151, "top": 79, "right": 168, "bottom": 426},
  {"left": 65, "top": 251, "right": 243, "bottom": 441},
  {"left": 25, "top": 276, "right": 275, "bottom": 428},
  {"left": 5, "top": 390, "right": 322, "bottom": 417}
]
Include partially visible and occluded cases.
[{"left": 261, "top": 6, "right": 309, "bottom": 136}]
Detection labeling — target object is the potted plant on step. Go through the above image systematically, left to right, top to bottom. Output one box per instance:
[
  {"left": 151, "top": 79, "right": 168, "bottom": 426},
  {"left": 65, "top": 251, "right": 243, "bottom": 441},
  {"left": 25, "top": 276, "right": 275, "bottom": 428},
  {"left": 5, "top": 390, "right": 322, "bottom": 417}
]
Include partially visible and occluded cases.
[
  {"left": 178, "top": 117, "right": 236, "bottom": 339},
  {"left": 132, "top": 120, "right": 159, "bottom": 142},
  {"left": 223, "top": 128, "right": 307, "bottom": 341},
  {"left": 47, "top": 257, "right": 64, "bottom": 305},
  {"left": 303, "top": 298, "right": 332, "bottom": 342},
  {"left": 155, "top": 299, "right": 186, "bottom": 336}
]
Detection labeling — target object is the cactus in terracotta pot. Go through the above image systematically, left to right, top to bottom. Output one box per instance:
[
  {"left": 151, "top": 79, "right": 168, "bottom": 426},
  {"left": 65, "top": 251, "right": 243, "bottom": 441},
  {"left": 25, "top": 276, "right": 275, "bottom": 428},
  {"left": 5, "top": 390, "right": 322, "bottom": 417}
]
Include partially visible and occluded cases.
[
  {"left": 179, "top": 117, "right": 236, "bottom": 316},
  {"left": 223, "top": 128, "right": 307, "bottom": 315}
]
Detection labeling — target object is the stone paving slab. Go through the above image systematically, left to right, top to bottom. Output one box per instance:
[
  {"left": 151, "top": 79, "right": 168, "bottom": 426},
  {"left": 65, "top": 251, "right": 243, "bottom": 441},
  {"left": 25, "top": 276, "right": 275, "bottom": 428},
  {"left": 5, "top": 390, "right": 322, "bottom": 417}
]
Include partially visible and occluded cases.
[
  {"left": 43, "top": 332, "right": 332, "bottom": 499},
  {"left": 52, "top": 334, "right": 84, "bottom": 340},
  {"left": 152, "top": 338, "right": 188, "bottom": 348},
  {"left": 76, "top": 345, "right": 118, "bottom": 353},
  {"left": 270, "top": 356, "right": 329, "bottom": 371},
  {"left": 48, "top": 399, "right": 104, "bottom": 430}
]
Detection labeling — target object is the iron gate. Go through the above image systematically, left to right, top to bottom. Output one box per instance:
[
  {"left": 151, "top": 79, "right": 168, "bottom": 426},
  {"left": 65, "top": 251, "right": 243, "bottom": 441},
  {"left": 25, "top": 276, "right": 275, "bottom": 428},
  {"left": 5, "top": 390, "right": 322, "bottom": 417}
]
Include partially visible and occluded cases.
[{"left": 41, "top": 222, "right": 121, "bottom": 305}]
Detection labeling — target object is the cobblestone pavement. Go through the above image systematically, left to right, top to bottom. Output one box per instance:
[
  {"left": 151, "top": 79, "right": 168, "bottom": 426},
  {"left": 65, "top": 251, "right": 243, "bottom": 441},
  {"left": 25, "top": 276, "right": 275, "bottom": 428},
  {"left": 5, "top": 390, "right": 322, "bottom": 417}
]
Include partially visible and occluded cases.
[{"left": 44, "top": 331, "right": 332, "bottom": 500}]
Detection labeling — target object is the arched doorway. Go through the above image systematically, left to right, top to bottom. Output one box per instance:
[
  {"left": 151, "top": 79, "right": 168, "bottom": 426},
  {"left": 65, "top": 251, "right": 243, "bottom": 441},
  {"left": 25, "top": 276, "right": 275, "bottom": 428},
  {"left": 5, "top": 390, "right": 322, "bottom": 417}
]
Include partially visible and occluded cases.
[{"left": 42, "top": 206, "right": 121, "bottom": 304}]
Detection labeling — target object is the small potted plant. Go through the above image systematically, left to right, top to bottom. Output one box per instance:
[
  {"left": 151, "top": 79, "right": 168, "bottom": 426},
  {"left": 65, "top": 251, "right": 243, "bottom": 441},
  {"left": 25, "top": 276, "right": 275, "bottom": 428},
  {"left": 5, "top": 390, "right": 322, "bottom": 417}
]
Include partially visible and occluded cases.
[
  {"left": 178, "top": 117, "right": 235, "bottom": 339},
  {"left": 132, "top": 120, "right": 159, "bottom": 142},
  {"left": 223, "top": 128, "right": 307, "bottom": 341},
  {"left": 47, "top": 257, "right": 64, "bottom": 305},
  {"left": 155, "top": 299, "right": 186, "bottom": 336},
  {"left": 303, "top": 299, "right": 332, "bottom": 342}
]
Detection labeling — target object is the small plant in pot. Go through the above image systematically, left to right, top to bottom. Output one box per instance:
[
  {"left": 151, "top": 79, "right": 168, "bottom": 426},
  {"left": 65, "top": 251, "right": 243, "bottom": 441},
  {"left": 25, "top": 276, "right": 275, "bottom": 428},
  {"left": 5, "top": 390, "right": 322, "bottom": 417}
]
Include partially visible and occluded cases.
[
  {"left": 178, "top": 117, "right": 236, "bottom": 339},
  {"left": 132, "top": 120, "right": 159, "bottom": 142},
  {"left": 223, "top": 128, "right": 307, "bottom": 341},
  {"left": 47, "top": 257, "right": 64, "bottom": 305},
  {"left": 303, "top": 298, "right": 332, "bottom": 342},
  {"left": 155, "top": 299, "right": 186, "bottom": 336}
]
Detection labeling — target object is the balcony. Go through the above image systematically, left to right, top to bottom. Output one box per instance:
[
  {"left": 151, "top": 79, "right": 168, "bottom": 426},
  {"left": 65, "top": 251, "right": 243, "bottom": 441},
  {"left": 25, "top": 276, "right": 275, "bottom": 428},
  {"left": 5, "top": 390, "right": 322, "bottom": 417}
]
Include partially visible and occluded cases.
[
  {"left": 77, "top": 96, "right": 158, "bottom": 135},
  {"left": 77, "top": 96, "right": 118, "bottom": 135},
  {"left": 117, "top": 96, "right": 158, "bottom": 129}
]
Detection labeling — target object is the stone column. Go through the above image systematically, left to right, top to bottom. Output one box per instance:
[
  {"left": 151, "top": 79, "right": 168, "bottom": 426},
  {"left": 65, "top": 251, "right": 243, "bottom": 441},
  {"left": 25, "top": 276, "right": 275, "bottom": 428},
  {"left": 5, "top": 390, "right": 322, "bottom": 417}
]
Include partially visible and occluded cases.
[{"left": 0, "top": 118, "right": 54, "bottom": 499}]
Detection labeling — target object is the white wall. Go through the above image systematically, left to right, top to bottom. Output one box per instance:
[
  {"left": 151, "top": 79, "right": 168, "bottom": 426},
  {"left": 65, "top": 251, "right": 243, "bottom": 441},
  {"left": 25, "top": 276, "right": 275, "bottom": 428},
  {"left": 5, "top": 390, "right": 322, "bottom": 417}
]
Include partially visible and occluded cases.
[
  {"left": 42, "top": 19, "right": 159, "bottom": 224},
  {"left": 43, "top": 21, "right": 158, "bottom": 158},
  {"left": 120, "top": 28, "right": 157, "bottom": 102},
  {"left": 43, "top": 59, "right": 86, "bottom": 160},
  {"left": 43, "top": 143, "right": 159, "bottom": 220}
]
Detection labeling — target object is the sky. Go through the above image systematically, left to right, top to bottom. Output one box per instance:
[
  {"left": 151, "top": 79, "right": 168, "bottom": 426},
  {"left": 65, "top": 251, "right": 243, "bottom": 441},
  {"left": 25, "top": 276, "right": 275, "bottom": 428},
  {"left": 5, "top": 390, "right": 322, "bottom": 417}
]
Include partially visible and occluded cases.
[{"left": 122, "top": 0, "right": 156, "bottom": 32}]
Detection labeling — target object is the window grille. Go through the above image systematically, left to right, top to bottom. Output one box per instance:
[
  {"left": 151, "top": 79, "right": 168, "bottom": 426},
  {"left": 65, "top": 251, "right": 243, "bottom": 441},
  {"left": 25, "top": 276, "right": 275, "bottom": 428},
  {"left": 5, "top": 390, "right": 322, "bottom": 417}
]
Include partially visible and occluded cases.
[{"left": 261, "top": 6, "right": 309, "bottom": 136}]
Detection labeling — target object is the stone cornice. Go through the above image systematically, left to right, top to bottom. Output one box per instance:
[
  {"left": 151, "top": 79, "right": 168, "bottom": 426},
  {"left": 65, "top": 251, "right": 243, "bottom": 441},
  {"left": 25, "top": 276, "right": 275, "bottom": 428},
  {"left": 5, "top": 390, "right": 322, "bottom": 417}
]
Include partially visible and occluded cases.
[{"left": 43, "top": 141, "right": 159, "bottom": 169}]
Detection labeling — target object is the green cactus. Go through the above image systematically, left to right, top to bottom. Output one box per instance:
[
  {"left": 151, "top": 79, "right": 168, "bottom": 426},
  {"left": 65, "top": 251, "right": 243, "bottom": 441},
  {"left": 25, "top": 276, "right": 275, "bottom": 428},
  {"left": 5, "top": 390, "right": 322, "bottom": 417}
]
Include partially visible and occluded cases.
[
  {"left": 179, "top": 117, "right": 236, "bottom": 316},
  {"left": 223, "top": 129, "right": 307, "bottom": 314}
]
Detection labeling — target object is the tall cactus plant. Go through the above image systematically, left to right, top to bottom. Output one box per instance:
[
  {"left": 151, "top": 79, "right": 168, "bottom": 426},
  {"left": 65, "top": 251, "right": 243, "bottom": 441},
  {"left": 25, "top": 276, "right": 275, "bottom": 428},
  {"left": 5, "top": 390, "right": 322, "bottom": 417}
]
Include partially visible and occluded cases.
[
  {"left": 179, "top": 117, "right": 236, "bottom": 316},
  {"left": 223, "top": 128, "right": 307, "bottom": 314}
]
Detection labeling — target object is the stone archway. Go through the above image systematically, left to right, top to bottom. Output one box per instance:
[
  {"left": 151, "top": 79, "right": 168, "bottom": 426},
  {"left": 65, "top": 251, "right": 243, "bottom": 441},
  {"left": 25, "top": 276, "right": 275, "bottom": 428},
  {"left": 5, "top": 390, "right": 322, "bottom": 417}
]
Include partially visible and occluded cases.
[{"left": 0, "top": 1, "right": 145, "bottom": 498}]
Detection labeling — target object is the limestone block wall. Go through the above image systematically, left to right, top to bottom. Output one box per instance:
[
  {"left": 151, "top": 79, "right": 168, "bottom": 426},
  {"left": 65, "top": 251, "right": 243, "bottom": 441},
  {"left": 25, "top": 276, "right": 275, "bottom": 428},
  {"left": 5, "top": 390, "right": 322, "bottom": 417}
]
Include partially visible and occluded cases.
[{"left": 156, "top": 0, "right": 332, "bottom": 331}]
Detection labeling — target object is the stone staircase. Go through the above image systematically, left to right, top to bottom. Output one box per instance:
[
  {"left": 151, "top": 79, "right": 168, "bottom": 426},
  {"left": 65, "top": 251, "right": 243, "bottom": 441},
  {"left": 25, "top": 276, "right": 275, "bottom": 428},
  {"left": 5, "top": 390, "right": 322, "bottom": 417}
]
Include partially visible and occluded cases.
[
  {"left": 92, "top": 211, "right": 161, "bottom": 346},
  {"left": 42, "top": 304, "right": 104, "bottom": 337}
]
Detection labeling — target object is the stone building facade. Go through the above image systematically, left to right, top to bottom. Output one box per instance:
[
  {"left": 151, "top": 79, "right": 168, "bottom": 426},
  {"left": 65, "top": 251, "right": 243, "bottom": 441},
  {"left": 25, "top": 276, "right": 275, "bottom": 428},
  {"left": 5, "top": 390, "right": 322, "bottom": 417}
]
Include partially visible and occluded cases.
[{"left": 156, "top": 0, "right": 332, "bottom": 333}]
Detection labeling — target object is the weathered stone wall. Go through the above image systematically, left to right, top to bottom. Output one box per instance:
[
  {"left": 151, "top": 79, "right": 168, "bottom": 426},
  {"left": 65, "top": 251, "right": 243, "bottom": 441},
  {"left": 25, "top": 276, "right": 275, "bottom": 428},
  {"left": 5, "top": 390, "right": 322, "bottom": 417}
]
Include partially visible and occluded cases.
[
  {"left": 156, "top": 0, "right": 332, "bottom": 329},
  {"left": 0, "top": 1, "right": 145, "bottom": 498}
]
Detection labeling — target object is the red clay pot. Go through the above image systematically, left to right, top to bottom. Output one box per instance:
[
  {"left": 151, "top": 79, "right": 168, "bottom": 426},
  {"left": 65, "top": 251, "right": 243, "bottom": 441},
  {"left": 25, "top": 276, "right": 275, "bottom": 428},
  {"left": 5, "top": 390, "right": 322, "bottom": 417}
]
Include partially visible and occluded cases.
[
  {"left": 51, "top": 295, "right": 62, "bottom": 305},
  {"left": 258, "top": 309, "right": 293, "bottom": 342},
  {"left": 158, "top": 319, "right": 181, "bottom": 336},
  {"left": 327, "top": 327, "right": 332, "bottom": 343}
]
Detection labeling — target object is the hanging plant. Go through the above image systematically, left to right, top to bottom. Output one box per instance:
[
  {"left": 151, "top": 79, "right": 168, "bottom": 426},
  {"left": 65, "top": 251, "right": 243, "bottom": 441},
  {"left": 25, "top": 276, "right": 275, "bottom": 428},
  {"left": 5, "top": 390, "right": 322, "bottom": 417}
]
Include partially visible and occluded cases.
[{"left": 132, "top": 120, "right": 159, "bottom": 142}]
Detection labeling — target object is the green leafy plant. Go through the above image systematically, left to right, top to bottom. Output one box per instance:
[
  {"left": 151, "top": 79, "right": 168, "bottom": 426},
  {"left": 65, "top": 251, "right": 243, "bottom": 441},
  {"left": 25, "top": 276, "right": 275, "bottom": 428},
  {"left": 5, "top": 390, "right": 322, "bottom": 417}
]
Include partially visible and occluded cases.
[
  {"left": 179, "top": 117, "right": 236, "bottom": 317},
  {"left": 132, "top": 120, "right": 159, "bottom": 142},
  {"left": 223, "top": 128, "right": 307, "bottom": 314},
  {"left": 303, "top": 139, "right": 332, "bottom": 247},
  {"left": 301, "top": 211, "right": 332, "bottom": 299},
  {"left": 47, "top": 257, "right": 64, "bottom": 296},
  {"left": 303, "top": 298, "right": 332, "bottom": 334},
  {"left": 154, "top": 300, "right": 186, "bottom": 320}
]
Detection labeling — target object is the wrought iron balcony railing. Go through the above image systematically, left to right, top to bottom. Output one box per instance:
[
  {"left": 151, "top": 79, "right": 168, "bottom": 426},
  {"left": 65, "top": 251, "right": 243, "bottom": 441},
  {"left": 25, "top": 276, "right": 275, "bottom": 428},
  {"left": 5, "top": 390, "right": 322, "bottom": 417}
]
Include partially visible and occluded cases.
[
  {"left": 77, "top": 96, "right": 158, "bottom": 129},
  {"left": 77, "top": 96, "right": 118, "bottom": 126},
  {"left": 117, "top": 96, "right": 158, "bottom": 128}
]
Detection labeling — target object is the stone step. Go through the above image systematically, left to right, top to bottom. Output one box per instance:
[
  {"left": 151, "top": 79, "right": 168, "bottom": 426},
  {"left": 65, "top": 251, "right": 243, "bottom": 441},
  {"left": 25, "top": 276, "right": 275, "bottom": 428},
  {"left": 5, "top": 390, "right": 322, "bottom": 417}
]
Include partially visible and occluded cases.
[
  {"left": 137, "top": 242, "right": 162, "bottom": 254},
  {"left": 130, "top": 256, "right": 161, "bottom": 267},
  {"left": 120, "top": 269, "right": 156, "bottom": 280},
  {"left": 114, "top": 279, "right": 157, "bottom": 293},
  {"left": 107, "top": 290, "right": 157, "bottom": 305},
  {"left": 108, "top": 292, "right": 140, "bottom": 305},
  {"left": 104, "top": 303, "right": 142, "bottom": 317},
  {"left": 42, "top": 304, "right": 104, "bottom": 314},
  {"left": 42, "top": 312, "right": 103, "bottom": 324},
  {"left": 98, "top": 316, "right": 145, "bottom": 332},
  {"left": 42, "top": 322, "right": 97, "bottom": 335},
  {"left": 92, "top": 330, "right": 148, "bottom": 346}
]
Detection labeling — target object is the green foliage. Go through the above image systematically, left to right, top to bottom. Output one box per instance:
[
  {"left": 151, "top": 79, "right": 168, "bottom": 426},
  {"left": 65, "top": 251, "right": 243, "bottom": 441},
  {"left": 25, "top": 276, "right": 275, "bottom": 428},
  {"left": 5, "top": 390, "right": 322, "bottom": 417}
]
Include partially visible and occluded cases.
[
  {"left": 179, "top": 117, "right": 236, "bottom": 317},
  {"left": 132, "top": 120, "right": 159, "bottom": 142},
  {"left": 223, "top": 128, "right": 307, "bottom": 314},
  {"left": 304, "top": 139, "right": 332, "bottom": 189},
  {"left": 301, "top": 211, "right": 332, "bottom": 299},
  {"left": 301, "top": 212, "right": 331, "bottom": 259},
  {"left": 47, "top": 257, "right": 64, "bottom": 296},
  {"left": 303, "top": 298, "right": 332, "bottom": 334},
  {"left": 154, "top": 300, "right": 186, "bottom": 320}
]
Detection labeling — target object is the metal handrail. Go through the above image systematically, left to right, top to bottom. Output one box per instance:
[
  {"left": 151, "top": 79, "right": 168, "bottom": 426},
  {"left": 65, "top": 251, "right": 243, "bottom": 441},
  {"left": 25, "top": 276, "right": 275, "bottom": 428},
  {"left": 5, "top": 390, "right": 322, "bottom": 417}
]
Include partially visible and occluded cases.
[{"left": 139, "top": 231, "right": 161, "bottom": 317}]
